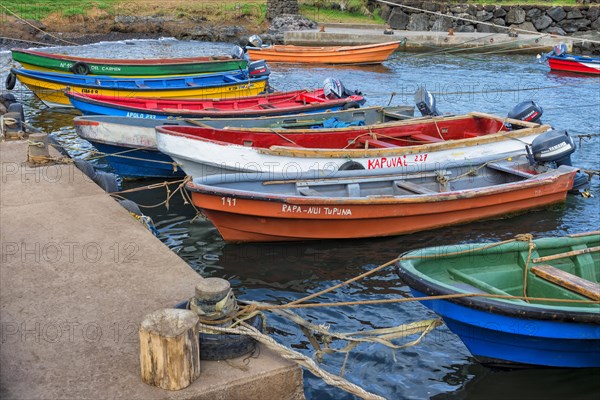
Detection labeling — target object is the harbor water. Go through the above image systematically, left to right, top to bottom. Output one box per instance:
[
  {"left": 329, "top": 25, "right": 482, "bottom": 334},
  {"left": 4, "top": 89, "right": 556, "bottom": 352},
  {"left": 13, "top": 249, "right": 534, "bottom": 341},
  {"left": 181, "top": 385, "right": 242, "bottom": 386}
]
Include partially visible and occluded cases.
[{"left": 1, "top": 38, "right": 599, "bottom": 399}]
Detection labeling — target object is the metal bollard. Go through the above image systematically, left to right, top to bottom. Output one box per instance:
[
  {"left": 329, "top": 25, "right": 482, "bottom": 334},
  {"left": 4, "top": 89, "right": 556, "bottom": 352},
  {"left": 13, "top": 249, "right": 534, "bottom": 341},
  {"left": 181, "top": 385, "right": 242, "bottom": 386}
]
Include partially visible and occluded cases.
[{"left": 27, "top": 132, "right": 51, "bottom": 165}]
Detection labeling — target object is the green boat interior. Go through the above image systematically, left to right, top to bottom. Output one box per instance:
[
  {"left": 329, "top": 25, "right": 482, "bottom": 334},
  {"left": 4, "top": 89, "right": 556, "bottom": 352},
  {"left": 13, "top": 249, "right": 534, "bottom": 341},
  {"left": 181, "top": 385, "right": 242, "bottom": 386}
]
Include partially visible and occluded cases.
[{"left": 404, "top": 234, "right": 600, "bottom": 309}]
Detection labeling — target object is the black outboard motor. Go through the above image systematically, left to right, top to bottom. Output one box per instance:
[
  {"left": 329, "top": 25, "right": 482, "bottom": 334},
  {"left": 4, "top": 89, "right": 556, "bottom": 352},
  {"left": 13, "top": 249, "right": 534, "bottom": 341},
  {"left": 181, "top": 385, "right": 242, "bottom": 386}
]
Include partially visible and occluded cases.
[
  {"left": 248, "top": 60, "right": 271, "bottom": 77},
  {"left": 414, "top": 87, "right": 440, "bottom": 117},
  {"left": 507, "top": 100, "right": 543, "bottom": 129},
  {"left": 526, "top": 130, "right": 589, "bottom": 191},
  {"left": 526, "top": 130, "right": 575, "bottom": 166}
]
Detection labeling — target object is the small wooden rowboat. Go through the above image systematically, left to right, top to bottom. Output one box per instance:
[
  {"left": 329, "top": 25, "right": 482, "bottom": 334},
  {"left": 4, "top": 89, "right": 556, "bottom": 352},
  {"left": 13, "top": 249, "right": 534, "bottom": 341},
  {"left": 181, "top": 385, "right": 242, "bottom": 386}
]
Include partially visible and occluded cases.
[
  {"left": 246, "top": 41, "right": 401, "bottom": 64},
  {"left": 10, "top": 48, "right": 247, "bottom": 76},
  {"left": 546, "top": 54, "right": 600, "bottom": 75},
  {"left": 9, "top": 68, "right": 268, "bottom": 107},
  {"left": 66, "top": 89, "right": 365, "bottom": 119},
  {"left": 73, "top": 106, "right": 413, "bottom": 179},
  {"left": 155, "top": 112, "right": 550, "bottom": 178},
  {"left": 185, "top": 159, "right": 578, "bottom": 242},
  {"left": 397, "top": 232, "right": 600, "bottom": 367}
]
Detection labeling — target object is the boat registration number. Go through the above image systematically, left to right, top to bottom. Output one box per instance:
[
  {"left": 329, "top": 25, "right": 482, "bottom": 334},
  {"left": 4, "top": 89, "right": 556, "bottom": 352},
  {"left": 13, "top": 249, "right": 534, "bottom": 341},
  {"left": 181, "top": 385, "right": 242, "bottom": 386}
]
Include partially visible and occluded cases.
[{"left": 367, "top": 154, "right": 428, "bottom": 169}]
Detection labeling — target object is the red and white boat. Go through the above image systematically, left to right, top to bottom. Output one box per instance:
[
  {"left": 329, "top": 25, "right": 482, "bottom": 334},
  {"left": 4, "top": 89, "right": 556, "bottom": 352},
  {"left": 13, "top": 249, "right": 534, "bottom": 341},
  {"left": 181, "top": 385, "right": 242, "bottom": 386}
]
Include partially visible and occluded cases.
[
  {"left": 547, "top": 54, "right": 600, "bottom": 75},
  {"left": 155, "top": 112, "right": 550, "bottom": 178}
]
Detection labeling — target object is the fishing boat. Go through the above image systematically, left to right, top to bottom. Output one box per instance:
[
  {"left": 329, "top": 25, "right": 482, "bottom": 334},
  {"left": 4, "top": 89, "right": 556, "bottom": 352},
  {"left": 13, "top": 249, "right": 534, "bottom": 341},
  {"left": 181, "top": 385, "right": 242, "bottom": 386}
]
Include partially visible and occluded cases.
[
  {"left": 245, "top": 41, "right": 401, "bottom": 64},
  {"left": 539, "top": 43, "right": 600, "bottom": 75},
  {"left": 10, "top": 48, "right": 248, "bottom": 76},
  {"left": 546, "top": 54, "right": 600, "bottom": 75},
  {"left": 8, "top": 68, "right": 268, "bottom": 107},
  {"left": 66, "top": 88, "right": 365, "bottom": 119},
  {"left": 72, "top": 106, "right": 413, "bottom": 179},
  {"left": 155, "top": 112, "right": 552, "bottom": 178},
  {"left": 185, "top": 158, "right": 579, "bottom": 242},
  {"left": 396, "top": 232, "right": 600, "bottom": 367}
]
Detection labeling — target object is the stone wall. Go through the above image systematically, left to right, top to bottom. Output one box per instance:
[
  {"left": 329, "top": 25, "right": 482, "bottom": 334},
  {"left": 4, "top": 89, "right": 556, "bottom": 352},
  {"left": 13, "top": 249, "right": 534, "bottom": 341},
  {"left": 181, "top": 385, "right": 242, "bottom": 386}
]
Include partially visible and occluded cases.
[
  {"left": 267, "top": 0, "right": 299, "bottom": 20},
  {"left": 380, "top": 1, "right": 600, "bottom": 53}
]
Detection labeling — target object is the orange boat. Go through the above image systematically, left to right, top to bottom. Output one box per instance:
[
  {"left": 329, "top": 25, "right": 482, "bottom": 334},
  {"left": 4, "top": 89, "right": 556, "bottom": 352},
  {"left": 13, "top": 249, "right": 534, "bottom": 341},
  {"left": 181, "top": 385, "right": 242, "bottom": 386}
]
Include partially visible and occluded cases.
[
  {"left": 246, "top": 41, "right": 401, "bottom": 64},
  {"left": 186, "top": 159, "right": 578, "bottom": 242}
]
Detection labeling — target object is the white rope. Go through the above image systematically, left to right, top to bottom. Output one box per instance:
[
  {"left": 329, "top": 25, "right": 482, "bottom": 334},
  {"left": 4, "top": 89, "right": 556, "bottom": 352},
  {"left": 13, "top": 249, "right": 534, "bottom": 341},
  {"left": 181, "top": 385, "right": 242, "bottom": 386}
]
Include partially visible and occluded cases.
[
  {"left": 376, "top": 0, "right": 600, "bottom": 45},
  {"left": 200, "top": 322, "right": 386, "bottom": 400}
]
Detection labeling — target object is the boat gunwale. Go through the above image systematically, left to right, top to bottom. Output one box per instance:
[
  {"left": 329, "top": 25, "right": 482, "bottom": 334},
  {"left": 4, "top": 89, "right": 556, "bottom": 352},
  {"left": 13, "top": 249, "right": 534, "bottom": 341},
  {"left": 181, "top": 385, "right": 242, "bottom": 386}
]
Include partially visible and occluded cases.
[
  {"left": 11, "top": 48, "right": 244, "bottom": 66},
  {"left": 11, "top": 68, "right": 268, "bottom": 92},
  {"left": 66, "top": 90, "right": 365, "bottom": 118},
  {"left": 155, "top": 116, "right": 550, "bottom": 159},
  {"left": 185, "top": 166, "right": 574, "bottom": 206}
]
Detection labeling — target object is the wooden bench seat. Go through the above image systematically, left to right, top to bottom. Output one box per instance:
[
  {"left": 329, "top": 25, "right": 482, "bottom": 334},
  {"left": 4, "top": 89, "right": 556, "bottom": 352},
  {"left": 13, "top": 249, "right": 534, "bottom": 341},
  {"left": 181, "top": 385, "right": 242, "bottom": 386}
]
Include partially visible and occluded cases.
[
  {"left": 410, "top": 133, "right": 445, "bottom": 143},
  {"left": 356, "top": 137, "right": 397, "bottom": 148},
  {"left": 394, "top": 180, "right": 437, "bottom": 194},
  {"left": 531, "top": 264, "right": 600, "bottom": 300}
]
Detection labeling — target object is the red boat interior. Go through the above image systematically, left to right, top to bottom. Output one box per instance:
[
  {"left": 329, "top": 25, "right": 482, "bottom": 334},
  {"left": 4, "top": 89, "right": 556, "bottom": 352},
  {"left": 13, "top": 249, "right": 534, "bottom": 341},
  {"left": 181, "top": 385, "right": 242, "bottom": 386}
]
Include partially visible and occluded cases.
[
  {"left": 69, "top": 89, "right": 347, "bottom": 112},
  {"left": 157, "top": 116, "right": 508, "bottom": 149}
]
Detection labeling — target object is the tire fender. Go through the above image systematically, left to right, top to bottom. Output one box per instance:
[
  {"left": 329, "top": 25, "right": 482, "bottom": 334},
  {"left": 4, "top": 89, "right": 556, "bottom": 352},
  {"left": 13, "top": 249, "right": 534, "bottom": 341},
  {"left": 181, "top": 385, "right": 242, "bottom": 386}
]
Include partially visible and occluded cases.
[
  {"left": 70, "top": 61, "right": 91, "bottom": 75},
  {"left": 5, "top": 72, "right": 16, "bottom": 90}
]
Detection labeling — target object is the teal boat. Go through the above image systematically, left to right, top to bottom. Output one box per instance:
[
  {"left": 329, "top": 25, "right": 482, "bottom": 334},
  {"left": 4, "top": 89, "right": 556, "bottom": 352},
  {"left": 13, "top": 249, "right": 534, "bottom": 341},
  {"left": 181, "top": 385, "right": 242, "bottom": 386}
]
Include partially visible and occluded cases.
[{"left": 397, "top": 232, "right": 600, "bottom": 367}]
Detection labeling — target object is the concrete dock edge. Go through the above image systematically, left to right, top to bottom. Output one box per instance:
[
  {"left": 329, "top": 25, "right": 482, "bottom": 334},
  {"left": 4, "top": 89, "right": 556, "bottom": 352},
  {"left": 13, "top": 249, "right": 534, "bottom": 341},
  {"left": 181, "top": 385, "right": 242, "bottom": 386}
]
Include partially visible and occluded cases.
[{"left": 0, "top": 140, "right": 304, "bottom": 400}]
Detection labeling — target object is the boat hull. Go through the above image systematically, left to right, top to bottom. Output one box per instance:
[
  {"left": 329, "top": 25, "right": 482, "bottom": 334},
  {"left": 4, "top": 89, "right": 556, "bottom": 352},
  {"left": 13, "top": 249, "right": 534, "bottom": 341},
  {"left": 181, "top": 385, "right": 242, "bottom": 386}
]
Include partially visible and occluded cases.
[
  {"left": 246, "top": 41, "right": 401, "bottom": 64},
  {"left": 11, "top": 49, "right": 247, "bottom": 76},
  {"left": 547, "top": 55, "right": 600, "bottom": 75},
  {"left": 11, "top": 69, "right": 268, "bottom": 107},
  {"left": 67, "top": 89, "right": 363, "bottom": 118},
  {"left": 75, "top": 118, "right": 188, "bottom": 178},
  {"left": 157, "top": 129, "right": 544, "bottom": 178},
  {"left": 90, "top": 141, "right": 185, "bottom": 179},
  {"left": 187, "top": 169, "right": 575, "bottom": 242},
  {"left": 409, "top": 288, "right": 600, "bottom": 368}
]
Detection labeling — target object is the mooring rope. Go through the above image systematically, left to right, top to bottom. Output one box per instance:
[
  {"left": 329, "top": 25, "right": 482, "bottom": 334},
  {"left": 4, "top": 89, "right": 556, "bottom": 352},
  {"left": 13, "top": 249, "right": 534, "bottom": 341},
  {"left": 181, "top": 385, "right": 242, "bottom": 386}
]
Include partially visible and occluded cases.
[
  {"left": 0, "top": 4, "right": 79, "bottom": 46},
  {"left": 200, "top": 321, "right": 387, "bottom": 400}
]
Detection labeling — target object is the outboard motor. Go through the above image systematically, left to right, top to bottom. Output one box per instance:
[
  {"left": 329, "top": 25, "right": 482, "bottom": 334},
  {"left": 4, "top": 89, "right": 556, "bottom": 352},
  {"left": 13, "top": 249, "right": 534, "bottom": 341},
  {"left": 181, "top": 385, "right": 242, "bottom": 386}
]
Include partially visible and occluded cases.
[
  {"left": 248, "top": 34, "right": 263, "bottom": 48},
  {"left": 231, "top": 45, "right": 250, "bottom": 62},
  {"left": 248, "top": 60, "right": 271, "bottom": 77},
  {"left": 323, "top": 78, "right": 345, "bottom": 99},
  {"left": 414, "top": 87, "right": 440, "bottom": 117},
  {"left": 507, "top": 100, "right": 543, "bottom": 129},
  {"left": 526, "top": 130, "right": 589, "bottom": 191}
]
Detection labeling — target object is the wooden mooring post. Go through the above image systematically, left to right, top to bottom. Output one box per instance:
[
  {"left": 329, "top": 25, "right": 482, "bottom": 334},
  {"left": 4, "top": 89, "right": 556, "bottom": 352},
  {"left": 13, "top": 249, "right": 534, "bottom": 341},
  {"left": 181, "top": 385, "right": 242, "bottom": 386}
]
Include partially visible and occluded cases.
[{"left": 139, "top": 308, "right": 201, "bottom": 390}]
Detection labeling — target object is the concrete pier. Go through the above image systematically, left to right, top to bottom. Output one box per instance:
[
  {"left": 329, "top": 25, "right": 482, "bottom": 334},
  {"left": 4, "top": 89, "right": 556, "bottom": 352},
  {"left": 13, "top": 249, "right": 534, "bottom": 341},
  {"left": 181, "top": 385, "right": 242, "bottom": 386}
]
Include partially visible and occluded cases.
[
  {"left": 284, "top": 24, "right": 572, "bottom": 54},
  {"left": 0, "top": 140, "right": 303, "bottom": 399}
]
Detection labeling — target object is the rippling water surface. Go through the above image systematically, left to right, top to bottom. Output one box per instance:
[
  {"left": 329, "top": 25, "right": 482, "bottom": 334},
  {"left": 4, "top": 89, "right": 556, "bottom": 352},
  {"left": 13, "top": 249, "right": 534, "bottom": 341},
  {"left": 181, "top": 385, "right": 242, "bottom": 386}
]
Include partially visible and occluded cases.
[{"left": 2, "top": 38, "right": 599, "bottom": 399}]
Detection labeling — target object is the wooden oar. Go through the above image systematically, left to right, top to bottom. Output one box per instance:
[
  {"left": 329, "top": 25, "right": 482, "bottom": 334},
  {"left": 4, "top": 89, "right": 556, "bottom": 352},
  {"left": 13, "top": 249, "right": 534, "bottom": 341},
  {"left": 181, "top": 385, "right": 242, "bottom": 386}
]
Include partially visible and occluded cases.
[{"left": 533, "top": 246, "right": 600, "bottom": 264}]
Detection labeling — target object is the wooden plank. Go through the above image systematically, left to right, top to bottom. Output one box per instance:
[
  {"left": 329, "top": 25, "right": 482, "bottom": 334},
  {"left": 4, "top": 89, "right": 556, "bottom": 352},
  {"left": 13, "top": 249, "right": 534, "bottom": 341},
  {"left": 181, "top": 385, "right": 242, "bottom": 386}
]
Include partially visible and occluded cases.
[
  {"left": 468, "top": 111, "right": 540, "bottom": 128},
  {"left": 410, "top": 133, "right": 444, "bottom": 143},
  {"left": 356, "top": 137, "right": 397, "bottom": 148},
  {"left": 486, "top": 162, "right": 535, "bottom": 178},
  {"left": 289, "top": 170, "right": 450, "bottom": 187},
  {"left": 394, "top": 180, "right": 437, "bottom": 194},
  {"left": 297, "top": 187, "right": 324, "bottom": 197},
  {"left": 533, "top": 246, "right": 600, "bottom": 263},
  {"left": 531, "top": 264, "right": 600, "bottom": 300},
  {"left": 448, "top": 268, "right": 523, "bottom": 299}
]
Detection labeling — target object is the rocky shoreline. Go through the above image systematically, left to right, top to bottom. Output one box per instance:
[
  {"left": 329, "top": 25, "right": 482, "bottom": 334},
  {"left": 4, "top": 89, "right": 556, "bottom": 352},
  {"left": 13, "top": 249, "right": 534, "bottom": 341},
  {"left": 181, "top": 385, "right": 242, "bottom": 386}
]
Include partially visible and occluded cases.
[
  {"left": 381, "top": 1, "right": 600, "bottom": 54},
  {"left": 1, "top": 7, "right": 598, "bottom": 55}
]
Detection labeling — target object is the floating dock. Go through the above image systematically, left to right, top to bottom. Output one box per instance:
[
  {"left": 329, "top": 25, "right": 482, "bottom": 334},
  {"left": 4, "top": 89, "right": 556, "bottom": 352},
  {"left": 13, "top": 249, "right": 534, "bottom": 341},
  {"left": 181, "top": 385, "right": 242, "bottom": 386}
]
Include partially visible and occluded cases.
[
  {"left": 284, "top": 24, "right": 572, "bottom": 54},
  {"left": 0, "top": 140, "right": 303, "bottom": 399}
]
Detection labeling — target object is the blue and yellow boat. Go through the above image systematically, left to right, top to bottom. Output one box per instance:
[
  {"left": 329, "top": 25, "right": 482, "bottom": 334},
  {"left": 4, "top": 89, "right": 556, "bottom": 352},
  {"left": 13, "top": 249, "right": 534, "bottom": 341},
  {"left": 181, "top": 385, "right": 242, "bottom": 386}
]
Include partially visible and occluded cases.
[
  {"left": 8, "top": 68, "right": 269, "bottom": 107},
  {"left": 397, "top": 232, "right": 600, "bottom": 368}
]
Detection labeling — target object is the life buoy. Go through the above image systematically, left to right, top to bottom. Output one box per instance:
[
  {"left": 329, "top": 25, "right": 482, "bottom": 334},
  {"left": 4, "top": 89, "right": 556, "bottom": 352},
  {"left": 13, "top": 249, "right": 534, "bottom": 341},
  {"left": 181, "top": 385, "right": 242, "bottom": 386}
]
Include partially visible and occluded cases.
[
  {"left": 70, "top": 61, "right": 91, "bottom": 75},
  {"left": 5, "top": 72, "right": 16, "bottom": 90},
  {"left": 341, "top": 101, "right": 360, "bottom": 110},
  {"left": 339, "top": 161, "right": 365, "bottom": 171}
]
